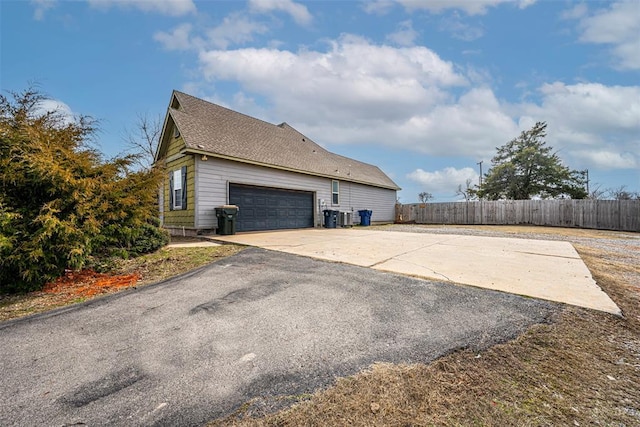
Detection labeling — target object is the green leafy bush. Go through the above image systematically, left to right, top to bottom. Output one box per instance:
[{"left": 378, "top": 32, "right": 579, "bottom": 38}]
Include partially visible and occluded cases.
[
  {"left": 0, "top": 87, "right": 165, "bottom": 293},
  {"left": 98, "top": 222, "right": 170, "bottom": 258},
  {"left": 129, "top": 223, "right": 170, "bottom": 256}
]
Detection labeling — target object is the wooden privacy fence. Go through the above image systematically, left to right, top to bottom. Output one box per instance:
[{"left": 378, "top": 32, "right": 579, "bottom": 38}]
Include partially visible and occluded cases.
[{"left": 396, "top": 200, "right": 640, "bottom": 232}]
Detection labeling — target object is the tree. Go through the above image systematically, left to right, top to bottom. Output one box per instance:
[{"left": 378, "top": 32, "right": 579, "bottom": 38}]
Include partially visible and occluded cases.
[
  {"left": 0, "top": 87, "right": 167, "bottom": 293},
  {"left": 123, "top": 113, "right": 162, "bottom": 170},
  {"left": 477, "top": 122, "right": 587, "bottom": 200},
  {"left": 455, "top": 178, "right": 476, "bottom": 201},
  {"left": 588, "top": 183, "right": 608, "bottom": 200},
  {"left": 608, "top": 185, "right": 639, "bottom": 200},
  {"left": 418, "top": 192, "right": 433, "bottom": 203}
]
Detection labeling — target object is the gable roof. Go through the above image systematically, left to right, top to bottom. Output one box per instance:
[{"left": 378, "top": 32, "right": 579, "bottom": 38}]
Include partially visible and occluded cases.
[{"left": 156, "top": 91, "right": 400, "bottom": 190}]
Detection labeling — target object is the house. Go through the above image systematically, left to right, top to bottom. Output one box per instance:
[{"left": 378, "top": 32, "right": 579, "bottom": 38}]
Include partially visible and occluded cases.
[{"left": 154, "top": 91, "right": 400, "bottom": 235}]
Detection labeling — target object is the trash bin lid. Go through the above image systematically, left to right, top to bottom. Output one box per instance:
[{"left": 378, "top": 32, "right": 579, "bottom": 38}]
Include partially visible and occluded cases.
[{"left": 218, "top": 205, "right": 239, "bottom": 214}]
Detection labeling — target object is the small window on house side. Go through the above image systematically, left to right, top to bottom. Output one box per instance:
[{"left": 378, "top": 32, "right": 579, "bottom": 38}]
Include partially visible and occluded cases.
[
  {"left": 173, "top": 126, "right": 180, "bottom": 138},
  {"left": 173, "top": 169, "right": 183, "bottom": 209},
  {"left": 332, "top": 180, "right": 339, "bottom": 205}
]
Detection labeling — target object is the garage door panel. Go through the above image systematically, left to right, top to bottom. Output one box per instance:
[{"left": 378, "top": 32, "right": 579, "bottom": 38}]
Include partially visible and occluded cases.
[{"left": 229, "top": 184, "right": 314, "bottom": 232}]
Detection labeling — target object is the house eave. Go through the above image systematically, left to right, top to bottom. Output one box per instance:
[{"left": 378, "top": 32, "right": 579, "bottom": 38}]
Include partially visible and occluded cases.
[
  {"left": 154, "top": 91, "right": 180, "bottom": 163},
  {"left": 183, "top": 148, "right": 400, "bottom": 191}
]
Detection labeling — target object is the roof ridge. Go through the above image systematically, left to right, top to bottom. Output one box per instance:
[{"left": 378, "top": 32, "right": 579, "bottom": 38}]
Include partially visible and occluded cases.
[
  {"left": 166, "top": 90, "right": 401, "bottom": 190},
  {"left": 173, "top": 90, "right": 330, "bottom": 153},
  {"left": 174, "top": 90, "right": 287, "bottom": 132}
]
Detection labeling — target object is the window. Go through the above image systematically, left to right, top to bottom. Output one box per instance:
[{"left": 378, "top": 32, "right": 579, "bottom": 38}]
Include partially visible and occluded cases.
[
  {"left": 173, "top": 126, "right": 180, "bottom": 138},
  {"left": 169, "top": 166, "right": 187, "bottom": 210},
  {"left": 173, "top": 170, "right": 182, "bottom": 209},
  {"left": 331, "top": 180, "right": 339, "bottom": 205}
]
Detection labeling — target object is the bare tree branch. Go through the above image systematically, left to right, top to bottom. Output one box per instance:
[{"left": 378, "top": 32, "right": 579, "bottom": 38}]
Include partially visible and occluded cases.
[
  {"left": 123, "top": 113, "right": 162, "bottom": 170},
  {"left": 455, "top": 178, "right": 477, "bottom": 201},
  {"left": 607, "top": 185, "right": 639, "bottom": 200}
]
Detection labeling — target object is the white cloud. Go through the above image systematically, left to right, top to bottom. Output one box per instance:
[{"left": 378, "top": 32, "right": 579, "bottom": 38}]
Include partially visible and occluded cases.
[
  {"left": 31, "top": 0, "right": 56, "bottom": 20},
  {"left": 87, "top": 0, "right": 196, "bottom": 16},
  {"left": 248, "top": 0, "right": 312, "bottom": 25},
  {"left": 362, "top": 0, "right": 395, "bottom": 15},
  {"left": 396, "top": 0, "right": 535, "bottom": 15},
  {"left": 517, "top": 0, "right": 536, "bottom": 9},
  {"left": 567, "top": 0, "right": 640, "bottom": 70},
  {"left": 578, "top": 1, "right": 638, "bottom": 44},
  {"left": 560, "top": 3, "right": 588, "bottom": 20},
  {"left": 439, "top": 11, "right": 485, "bottom": 41},
  {"left": 153, "top": 13, "right": 272, "bottom": 51},
  {"left": 206, "top": 13, "right": 270, "bottom": 49},
  {"left": 386, "top": 20, "right": 419, "bottom": 46},
  {"left": 154, "top": 23, "right": 196, "bottom": 51},
  {"left": 198, "top": 34, "right": 467, "bottom": 124},
  {"left": 194, "top": 35, "right": 637, "bottom": 175},
  {"left": 197, "top": 37, "right": 515, "bottom": 158},
  {"left": 516, "top": 82, "right": 640, "bottom": 170},
  {"left": 521, "top": 82, "right": 640, "bottom": 156},
  {"left": 537, "top": 82, "right": 640, "bottom": 132},
  {"left": 413, "top": 88, "right": 518, "bottom": 153},
  {"left": 35, "top": 99, "right": 76, "bottom": 125},
  {"left": 573, "top": 150, "right": 637, "bottom": 170},
  {"left": 407, "top": 167, "right": 479, "bottom": 195}
]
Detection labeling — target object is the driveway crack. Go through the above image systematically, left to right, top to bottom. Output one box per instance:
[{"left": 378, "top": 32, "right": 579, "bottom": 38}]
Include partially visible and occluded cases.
[
  {"left": 369, "top": 237, "right": 461, "bottom": 283},
  {"left": 514, "top": 251, "right": 579, "bottom": 260}
]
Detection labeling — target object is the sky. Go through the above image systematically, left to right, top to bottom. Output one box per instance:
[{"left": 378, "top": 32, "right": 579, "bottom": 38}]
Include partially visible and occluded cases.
[{"left": 1, "top": 0, "right": 639, "bottom": 202}]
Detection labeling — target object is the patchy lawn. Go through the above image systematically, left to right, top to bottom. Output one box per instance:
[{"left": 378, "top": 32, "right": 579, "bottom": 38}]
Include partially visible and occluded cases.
[
  {"left": 209, "top": 225, "right": 640, "bottom": 427},
  {"left": 0, "top": 240, "right": 243, "bottom": 322}
]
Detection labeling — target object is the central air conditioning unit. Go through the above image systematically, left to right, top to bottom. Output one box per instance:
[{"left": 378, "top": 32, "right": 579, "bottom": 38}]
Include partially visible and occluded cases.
[{"left": 339, "top": 211, "right": 353, "bottom": 227}]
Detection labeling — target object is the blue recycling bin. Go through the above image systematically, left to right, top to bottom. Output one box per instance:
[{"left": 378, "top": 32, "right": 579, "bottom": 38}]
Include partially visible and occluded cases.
[
  {"left": 323, "top": 209, "right": 338, "bottom": 228},
  {"left": 358, "top": 209, "right": 372, "bottom": 226}
]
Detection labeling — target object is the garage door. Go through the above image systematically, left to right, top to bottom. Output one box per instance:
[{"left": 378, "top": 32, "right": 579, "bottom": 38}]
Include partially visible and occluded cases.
[{"left": 229, "top": 184, "right": 314, "bottom": 232}]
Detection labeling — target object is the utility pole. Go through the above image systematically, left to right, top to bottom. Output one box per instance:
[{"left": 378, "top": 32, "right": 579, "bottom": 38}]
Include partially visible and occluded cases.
[
  {"left": 477, "top": 161, "right": 483, "bottom": 187},
  {"left": 585, "top": 169, "right": 589, "bottom": 195}
]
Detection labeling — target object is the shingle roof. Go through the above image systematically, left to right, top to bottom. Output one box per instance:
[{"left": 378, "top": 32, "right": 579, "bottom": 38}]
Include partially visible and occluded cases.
[{"left": 165, "top": 91, "right": 400, "bottom": 190}]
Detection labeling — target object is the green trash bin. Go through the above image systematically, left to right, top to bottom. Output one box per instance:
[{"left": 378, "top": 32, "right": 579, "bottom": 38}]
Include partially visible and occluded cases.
[{"left": 215, "top": 205, "right": 239, "bottom": 235}]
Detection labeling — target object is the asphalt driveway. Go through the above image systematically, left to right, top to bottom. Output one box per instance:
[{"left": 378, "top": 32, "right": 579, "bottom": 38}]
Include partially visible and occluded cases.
[{"left": 0, "top": 249, "right": 556, "bottom": 426}]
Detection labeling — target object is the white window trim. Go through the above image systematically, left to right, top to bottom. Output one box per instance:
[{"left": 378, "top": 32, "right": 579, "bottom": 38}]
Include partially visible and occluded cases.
[{"left": 331, "top": 180, "right": 339, "bottom": 205}]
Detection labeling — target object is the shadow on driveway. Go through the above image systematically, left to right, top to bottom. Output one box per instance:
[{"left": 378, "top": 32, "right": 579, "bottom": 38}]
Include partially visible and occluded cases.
[{"left": 0, "top": 248, "right": 557, "bottom": 426}]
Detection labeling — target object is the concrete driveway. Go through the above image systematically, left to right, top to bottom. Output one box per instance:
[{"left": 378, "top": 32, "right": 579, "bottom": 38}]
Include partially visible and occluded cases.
[
  {"left": 214, "top": 228, "right": 620, "bottom": 315},
  {"left": 0, "top": 249, "right": 556, "bottom": 426}
]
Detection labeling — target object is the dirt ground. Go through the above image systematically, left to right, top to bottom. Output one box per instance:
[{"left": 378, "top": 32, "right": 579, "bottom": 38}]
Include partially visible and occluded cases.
[{"left": 209, "top": 225, "right": 640, "bottom": 427}]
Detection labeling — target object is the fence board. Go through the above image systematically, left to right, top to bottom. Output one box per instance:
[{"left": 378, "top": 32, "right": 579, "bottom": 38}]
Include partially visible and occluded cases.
[{"left": 396, "top": 200, "right": 639, "bottom": 232}]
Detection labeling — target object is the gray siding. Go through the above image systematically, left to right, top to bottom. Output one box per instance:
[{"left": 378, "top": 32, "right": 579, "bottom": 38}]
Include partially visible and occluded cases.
[
  {"left": 195, "top": 157, "right": 396, "bottom": 229},
  {"left": 340, "top": 180, "right": 397, "bottom": 224}
]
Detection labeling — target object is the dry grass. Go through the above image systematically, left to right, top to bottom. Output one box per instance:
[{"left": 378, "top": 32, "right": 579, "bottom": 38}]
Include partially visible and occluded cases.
[
  {"left": 390, "top": 223, "right": 639, "bottom": 241},
  {"left": 210, "top": 226, "right": 640, "bottom": 427},
  {"left": 0, "top": 243, "right": 243, "bottom": 322}
]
